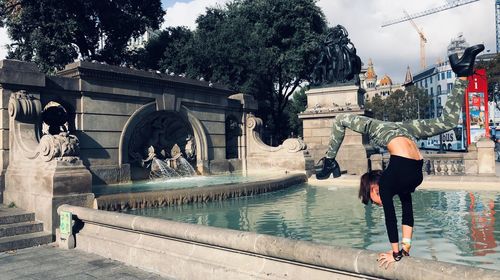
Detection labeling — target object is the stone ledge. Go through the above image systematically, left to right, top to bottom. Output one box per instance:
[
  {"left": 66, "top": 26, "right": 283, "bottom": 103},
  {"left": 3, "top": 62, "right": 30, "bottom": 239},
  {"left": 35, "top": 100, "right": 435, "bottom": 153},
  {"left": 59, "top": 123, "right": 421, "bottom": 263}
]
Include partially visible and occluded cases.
[
  {"left": 95, "top": 174, "right": 307, "bottom": 211},
  {"left": 58, "top": 204, "right": 500, "bottom": 280}
]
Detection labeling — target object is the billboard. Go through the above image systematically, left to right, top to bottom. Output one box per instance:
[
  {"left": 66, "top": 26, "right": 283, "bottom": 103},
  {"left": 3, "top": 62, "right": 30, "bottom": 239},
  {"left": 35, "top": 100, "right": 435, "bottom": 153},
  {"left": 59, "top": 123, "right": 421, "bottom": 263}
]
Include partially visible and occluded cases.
[{"left": 465, "top": 69, "right": 489, "bottom": 144}]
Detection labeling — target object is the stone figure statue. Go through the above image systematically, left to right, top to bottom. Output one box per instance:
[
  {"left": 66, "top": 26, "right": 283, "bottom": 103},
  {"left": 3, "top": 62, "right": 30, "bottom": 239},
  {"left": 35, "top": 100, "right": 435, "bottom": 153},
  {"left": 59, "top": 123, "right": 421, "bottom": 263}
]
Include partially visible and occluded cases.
[
  {"left": 310, "top": 25, "right": 362, "bottom": 86},
  {"left": 185, "top": 134, "right": 196, "bottom": 161}
]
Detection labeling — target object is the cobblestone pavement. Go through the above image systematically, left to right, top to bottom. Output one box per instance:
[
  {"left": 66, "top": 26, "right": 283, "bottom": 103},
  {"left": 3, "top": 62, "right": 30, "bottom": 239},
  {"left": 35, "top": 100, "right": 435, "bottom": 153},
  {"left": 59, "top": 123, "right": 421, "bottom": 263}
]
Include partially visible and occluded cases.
[{"left": 0, "top": 244, "right": 173, "bottom": 280}]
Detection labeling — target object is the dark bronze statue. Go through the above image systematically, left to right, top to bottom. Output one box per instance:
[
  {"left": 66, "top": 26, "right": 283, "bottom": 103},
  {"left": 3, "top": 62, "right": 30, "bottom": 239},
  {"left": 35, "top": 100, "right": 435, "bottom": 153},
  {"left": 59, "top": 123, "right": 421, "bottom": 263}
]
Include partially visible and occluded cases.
[{"left": 311, "top": 25, "right": 362, "bottom": 86}]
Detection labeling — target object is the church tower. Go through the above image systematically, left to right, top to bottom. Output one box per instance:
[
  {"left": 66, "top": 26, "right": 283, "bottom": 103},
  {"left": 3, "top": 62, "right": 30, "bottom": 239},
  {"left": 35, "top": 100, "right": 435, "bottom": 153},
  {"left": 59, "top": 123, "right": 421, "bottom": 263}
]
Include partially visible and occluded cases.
[{"left": 364, "top": 58, "right": 377, "bottom": 89}]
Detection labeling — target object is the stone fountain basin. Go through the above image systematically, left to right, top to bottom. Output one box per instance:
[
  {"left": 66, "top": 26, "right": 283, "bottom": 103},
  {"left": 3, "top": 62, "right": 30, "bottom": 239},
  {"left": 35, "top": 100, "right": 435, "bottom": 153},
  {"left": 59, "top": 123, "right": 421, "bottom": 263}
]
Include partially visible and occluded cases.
[{"left": 95, "top": 173, "right": 307, "bottom": 211}]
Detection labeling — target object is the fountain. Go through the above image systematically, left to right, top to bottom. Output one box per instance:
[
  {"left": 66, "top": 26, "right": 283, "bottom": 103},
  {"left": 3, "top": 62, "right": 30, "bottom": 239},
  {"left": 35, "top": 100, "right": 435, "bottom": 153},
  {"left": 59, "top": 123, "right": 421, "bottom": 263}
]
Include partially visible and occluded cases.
[
  {"left": 0, "top": 41, "right": 496, "bottom": 280},
  {"left": 146, "top": 144, "right": 196, "bottom": 179}
]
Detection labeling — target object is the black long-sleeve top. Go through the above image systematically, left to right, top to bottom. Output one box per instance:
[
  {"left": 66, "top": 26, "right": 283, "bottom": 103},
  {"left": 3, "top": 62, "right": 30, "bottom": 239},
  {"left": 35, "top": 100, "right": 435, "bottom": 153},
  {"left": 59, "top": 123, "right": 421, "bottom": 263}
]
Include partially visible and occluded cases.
[
  {"left": 378, "top": 155, "right": 423, "bottom": 243},
  {"left": 380, "top": 188, "right": 414, "bottom": 243}
]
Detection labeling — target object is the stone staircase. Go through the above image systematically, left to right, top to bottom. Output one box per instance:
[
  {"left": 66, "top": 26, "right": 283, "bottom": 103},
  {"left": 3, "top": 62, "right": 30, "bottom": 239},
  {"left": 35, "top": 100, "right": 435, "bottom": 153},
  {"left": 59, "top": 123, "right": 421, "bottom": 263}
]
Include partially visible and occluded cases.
[{"left": 0, "top": 205, "right": 53, "bottom": 252}]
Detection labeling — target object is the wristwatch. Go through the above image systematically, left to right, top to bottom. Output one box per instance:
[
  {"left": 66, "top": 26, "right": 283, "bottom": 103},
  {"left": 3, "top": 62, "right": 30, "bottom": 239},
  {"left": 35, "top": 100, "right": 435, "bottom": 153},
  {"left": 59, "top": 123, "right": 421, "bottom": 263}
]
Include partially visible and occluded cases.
[{"left": 393, "top": 250, "right": 403, "bottom": 261}]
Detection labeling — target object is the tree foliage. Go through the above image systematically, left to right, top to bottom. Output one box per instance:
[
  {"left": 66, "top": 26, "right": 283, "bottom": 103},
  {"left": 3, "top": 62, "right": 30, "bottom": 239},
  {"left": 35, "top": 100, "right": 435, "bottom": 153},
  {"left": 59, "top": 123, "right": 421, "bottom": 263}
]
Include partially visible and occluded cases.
[
  {"left": 0, "top": 0, "right": 164, "bottom": 73},
  {"left": 156, "top": 0, "right": 327, "bottom": 143},
  {"left": 130, "top": 26, "right": 193, "bottom": 72},
  {"left": 477, "top": 54, "right": 500, "bottom": 109},
  {"left": 364, "top": 86, "right": 430, "bottom": 122},
  {"left": 285, "top": 87, "right": 308, "bottom": 137}
]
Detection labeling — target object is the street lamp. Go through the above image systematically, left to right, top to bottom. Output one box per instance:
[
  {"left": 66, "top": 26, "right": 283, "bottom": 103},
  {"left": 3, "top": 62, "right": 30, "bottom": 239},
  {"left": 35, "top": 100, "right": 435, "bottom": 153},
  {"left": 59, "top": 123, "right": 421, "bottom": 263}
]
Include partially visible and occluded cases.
[{"left": 415, "top": 98, "right": 420, "bottom": 119}]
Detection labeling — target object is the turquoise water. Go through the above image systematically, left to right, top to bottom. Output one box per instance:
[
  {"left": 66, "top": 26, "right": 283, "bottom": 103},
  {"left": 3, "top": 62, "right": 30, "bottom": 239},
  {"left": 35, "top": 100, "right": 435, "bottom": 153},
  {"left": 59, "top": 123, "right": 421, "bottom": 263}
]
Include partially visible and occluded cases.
[
  {"left": 93, "top": 174, "right": 276, "bottom": 195},
  {"left": 125, "top": 184, "right": 500, "bottom": 270}
]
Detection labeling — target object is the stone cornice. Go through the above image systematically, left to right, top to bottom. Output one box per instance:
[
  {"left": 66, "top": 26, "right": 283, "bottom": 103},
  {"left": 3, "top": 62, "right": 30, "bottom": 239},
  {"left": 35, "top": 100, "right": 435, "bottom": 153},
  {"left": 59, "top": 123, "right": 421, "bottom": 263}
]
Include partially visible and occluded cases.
[
  {"left": 57, "top": 61, "right": 234, "bottom": 96},
  {"left": 299, "top": 108, "right": 365, "bottom": 119}
]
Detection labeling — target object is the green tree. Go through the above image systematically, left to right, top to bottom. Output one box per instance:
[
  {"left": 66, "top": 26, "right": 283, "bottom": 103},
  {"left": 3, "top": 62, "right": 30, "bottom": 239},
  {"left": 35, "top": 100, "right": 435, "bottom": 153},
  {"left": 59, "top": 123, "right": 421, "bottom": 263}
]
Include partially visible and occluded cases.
[
  {"left": 0, "top": 0, "right": 164, "bottom": 73},
  {"left": 158, "top": 0, "right": 327, "bottom": 144},
  {"left": 129, "top": 26, "right": 193, "bottom": 72},
  {"left": 477, "top": 54, "right": 500, "bottom": 110},
  {"left": 364, "top": 86, "right": 429, "bottom": 122},
  {"left": 285, "top": 88, "right": 308, "bottom": 137}
]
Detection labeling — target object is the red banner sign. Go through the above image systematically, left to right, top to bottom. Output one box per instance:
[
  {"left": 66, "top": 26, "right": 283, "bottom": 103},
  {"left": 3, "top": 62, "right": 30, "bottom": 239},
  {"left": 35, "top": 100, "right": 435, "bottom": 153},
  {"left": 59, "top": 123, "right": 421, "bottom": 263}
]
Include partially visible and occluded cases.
[{"left": 465, "top": 68, "right": 489, "bottom": 144}]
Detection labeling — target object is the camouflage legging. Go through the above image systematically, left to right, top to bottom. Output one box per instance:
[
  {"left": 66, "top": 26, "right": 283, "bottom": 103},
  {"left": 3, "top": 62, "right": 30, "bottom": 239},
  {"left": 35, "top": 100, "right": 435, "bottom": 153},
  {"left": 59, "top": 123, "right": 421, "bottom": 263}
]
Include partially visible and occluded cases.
[{"left": 326, "top": 79, "right": 468, "bottom": 159}]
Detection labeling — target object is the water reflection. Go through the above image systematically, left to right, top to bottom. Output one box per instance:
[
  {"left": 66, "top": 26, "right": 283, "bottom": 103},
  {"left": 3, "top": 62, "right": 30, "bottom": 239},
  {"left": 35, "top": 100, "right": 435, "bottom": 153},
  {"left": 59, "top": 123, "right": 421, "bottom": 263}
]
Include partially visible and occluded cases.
[
  {"left": 125, "top": 184, "right": 500, "bottom": 270},
  {"left": 469, "top": 193, "right": 496, "bottom": 257}
]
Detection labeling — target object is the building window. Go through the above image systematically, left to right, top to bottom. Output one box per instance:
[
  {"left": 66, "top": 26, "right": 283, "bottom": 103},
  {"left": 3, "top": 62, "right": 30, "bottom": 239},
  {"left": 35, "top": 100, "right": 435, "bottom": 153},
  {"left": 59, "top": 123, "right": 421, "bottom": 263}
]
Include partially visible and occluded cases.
[
  {"left": 447, "top": 71, "right": 451, "bottom": 79},
  {"left": 441, "top": 72, "right": 445, "bottom": 80},
  {"left": 437, "top": 73, "right": 440, "bottom": 81},
  {"left": 430, "top": 76, "right": 433, "bottom": 83},
  {"left": 447, "top": 83, "right": 453, "bottom": 92},
  {"left": 437, "top": 85, "right": 441, "bottom": 94},
  {"left": 430, "top": 88, "right": 434, "bottom": 96},
  {"left": 438, "top": 97, "right": 441, "bottom": 105}
]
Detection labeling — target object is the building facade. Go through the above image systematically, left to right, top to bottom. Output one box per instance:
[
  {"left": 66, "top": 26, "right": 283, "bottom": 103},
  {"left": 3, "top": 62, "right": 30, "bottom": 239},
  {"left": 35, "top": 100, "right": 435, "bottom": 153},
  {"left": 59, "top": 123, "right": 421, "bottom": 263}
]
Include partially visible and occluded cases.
[
  {"left": 412, "top": 34, "right": 468, "bottom": 119},
  {"left": 360, "top": 59, "right": 403, "bottom": 101}
]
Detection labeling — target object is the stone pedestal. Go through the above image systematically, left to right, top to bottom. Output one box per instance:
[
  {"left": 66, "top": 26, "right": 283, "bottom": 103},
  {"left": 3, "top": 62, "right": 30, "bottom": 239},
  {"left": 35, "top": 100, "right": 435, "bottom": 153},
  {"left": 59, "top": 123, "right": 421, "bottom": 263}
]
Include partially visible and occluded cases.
[
  {"left": 299, "top": 85, "right": 367, "bottom": 175},
  {"left": 4, "top": 90, "right": 94, "bottom": 236},
  {"left": 476, "top": 137, "right": 496, "bottom": 175},
  {"left": 464, "top": 143, "right": 478, "bottom": 175},
  {"left": 5, "top": 161, "right": 94, "bottom": 233}
]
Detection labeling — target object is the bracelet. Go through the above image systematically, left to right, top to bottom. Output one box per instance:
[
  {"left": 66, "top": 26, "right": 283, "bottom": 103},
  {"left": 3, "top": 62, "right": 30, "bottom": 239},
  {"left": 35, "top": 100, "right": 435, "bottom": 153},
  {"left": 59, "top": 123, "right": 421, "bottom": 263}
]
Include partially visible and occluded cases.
[
  {"left": 402, "top": 238, "right": 412, "bottom": 252},
  {"left": 393, "top": 250, "right": 403, "bottom": 261}
]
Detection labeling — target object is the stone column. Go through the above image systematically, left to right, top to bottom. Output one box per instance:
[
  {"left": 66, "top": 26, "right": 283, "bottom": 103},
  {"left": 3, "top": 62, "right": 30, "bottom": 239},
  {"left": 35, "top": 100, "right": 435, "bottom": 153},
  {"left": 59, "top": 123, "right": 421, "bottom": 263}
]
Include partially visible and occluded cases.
[
  {"left": 476, "top": 137, "right": 496, "bottom": 175},
  {"left": 464, "top": 143, "right": 478, "bottom": 175},
  {"left": 369, "top": 154, "right": 383, "bottom": 171}
]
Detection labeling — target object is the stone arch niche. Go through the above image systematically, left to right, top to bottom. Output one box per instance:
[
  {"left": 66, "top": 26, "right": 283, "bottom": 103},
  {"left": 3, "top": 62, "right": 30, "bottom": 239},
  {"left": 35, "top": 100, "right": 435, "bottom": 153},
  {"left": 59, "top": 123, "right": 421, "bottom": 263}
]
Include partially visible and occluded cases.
[{"left": 119, "top": 103, "right": 208, "bottom": 180}]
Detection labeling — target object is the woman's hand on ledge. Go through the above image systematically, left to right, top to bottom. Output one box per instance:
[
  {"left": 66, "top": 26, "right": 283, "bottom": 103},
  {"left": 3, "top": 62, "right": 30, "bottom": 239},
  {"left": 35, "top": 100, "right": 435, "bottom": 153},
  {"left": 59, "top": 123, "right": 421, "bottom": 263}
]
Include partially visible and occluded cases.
[{"left": 377, "top": 251, "right": 396, "bottom": 269}]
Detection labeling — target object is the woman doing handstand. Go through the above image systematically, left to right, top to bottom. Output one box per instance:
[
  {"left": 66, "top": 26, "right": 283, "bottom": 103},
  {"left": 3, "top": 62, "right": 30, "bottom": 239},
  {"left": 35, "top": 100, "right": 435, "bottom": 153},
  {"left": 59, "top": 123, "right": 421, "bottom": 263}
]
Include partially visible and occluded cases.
[{"left": 315, "top": 44, "right": 485, "bottom": 268}]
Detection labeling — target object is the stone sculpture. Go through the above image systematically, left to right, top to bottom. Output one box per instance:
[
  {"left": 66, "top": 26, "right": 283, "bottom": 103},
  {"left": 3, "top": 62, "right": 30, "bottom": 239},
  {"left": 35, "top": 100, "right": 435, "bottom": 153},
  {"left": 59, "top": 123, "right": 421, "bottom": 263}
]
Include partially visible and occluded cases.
[
  {"left": 310, "top": 25, "right": 362, "bottom": 86},
  {"left": 8, "top": 91, "right": 80, "bottom": 162},
  {"left": 185, "top": 134, "right": 196, "bottom": 161}
]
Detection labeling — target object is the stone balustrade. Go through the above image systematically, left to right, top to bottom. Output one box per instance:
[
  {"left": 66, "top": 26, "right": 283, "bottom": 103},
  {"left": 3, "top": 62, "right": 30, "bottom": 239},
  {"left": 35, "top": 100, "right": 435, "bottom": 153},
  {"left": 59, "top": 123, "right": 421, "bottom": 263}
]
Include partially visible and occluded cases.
[
  {"left": 370, "top": 138, "right": 496, "bottom": 177},
  {"left": 378, "top": 154, "right": 467, "bottom": 176}
]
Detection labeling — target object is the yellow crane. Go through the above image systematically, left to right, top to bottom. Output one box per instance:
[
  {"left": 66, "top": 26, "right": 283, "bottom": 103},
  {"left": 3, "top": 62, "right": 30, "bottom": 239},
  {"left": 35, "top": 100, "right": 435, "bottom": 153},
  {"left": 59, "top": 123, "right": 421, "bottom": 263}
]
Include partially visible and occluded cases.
[
  {"left": 381, "top": 0, "right": 480, "bottom": 69},
  {"left": 404, "top": 10, "right": 427, "bottom": 69}
]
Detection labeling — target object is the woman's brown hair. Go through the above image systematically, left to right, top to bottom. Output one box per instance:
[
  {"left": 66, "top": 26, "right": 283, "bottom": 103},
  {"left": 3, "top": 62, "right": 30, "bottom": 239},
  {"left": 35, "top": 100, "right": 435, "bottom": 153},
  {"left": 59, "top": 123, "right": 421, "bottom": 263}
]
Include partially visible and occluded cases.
[{"left": 359, "top": 170, "right": 383, "bottom": 205}]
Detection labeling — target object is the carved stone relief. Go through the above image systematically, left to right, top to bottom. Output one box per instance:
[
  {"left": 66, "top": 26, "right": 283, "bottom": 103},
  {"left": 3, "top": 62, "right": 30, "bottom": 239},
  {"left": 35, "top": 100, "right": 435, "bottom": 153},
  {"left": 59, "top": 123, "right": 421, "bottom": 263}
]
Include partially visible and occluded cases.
[{"left": 128, "top": 111, "right": 196, "bottom": 169}]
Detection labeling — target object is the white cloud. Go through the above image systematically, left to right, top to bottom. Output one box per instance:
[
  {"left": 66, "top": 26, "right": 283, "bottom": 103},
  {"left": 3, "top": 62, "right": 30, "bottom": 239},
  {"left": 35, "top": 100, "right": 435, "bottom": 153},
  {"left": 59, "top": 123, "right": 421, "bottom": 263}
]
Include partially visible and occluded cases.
[
  {"left": 162, "top": 0, "right": 230, "bottom": 29},
  {"left": 0, "top": 28, "right": 10, "bottom": 59}
]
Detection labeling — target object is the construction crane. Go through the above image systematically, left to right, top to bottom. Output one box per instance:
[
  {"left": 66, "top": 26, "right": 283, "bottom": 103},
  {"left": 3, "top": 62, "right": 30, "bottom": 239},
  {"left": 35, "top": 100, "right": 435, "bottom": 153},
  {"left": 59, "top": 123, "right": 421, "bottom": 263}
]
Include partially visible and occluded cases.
[
  {"left": 381, "top": 0, "right": 480, "bottom": 27},
  {"left": 381, "top": 0, "right": 481, "bottom": 69},
  {"left": 404, "top": 10, "right": 428, "bottom": 69}
]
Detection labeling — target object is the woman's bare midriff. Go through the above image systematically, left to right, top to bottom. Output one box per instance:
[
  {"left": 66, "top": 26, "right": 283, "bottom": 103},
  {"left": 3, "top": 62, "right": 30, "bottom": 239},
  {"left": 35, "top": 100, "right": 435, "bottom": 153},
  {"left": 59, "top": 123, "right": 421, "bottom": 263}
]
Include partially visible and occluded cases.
[{"left": 387, "top": 136, "right": 423, "bottom": 160}]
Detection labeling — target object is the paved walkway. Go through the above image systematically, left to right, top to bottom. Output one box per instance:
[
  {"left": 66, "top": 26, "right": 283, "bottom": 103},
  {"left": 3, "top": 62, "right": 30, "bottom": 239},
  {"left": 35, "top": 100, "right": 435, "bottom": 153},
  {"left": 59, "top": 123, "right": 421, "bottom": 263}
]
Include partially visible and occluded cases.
[{"left": 0, "top": 244, "right": 172, "bottom": 280}]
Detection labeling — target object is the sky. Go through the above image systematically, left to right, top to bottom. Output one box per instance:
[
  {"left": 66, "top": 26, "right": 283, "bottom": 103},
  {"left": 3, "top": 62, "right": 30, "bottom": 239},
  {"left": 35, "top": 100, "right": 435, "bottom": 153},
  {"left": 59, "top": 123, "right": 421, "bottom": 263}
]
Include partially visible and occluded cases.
[{"left": 0, "top": 0, "right": 496, "bottom": 82}]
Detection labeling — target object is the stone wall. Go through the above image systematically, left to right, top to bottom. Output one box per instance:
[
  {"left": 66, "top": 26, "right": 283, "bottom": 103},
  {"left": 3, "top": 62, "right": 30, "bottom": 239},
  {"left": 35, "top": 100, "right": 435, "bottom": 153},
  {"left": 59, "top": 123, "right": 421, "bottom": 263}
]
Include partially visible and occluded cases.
[
  {"left": 0, "top": 60, "right": 249, "bottom": 186},
  {"left": 58, "top": 204, "right": 500, "bottom": 280}
]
